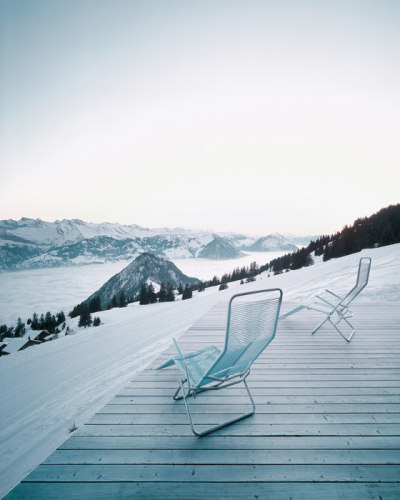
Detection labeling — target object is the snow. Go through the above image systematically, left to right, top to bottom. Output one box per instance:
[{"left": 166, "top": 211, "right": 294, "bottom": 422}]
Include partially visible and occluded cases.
[
  {"left": 0, "top": 243, "right": 399, "bottom": 497},
  {"left": 173, "top": 251, "right": 285, "bottom": 280},
  {"left": 0, "top": 252, "right": 282, "bottom": 325},
  {"left": 0, "top": 261, "right": 131, "bottom": 325},
  {"left": 0, "top": 337, "right": 27, "bottom": 354}
]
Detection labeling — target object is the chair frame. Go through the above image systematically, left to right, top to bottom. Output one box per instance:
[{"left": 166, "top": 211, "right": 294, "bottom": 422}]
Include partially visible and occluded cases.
[
  {"left": 280, "top": 257, "right": 371, "bottom": 342},
  {"left": 159, "top": 288, "right": 282, "bottom": 437}
]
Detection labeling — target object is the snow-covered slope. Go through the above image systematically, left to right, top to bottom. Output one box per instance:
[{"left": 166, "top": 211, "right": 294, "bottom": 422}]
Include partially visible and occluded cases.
[{"left": 0, "top": 243, "right": 399, "bottom": 497}]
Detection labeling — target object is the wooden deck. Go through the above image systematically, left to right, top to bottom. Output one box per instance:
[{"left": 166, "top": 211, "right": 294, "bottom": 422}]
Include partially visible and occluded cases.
[{"left": 5, "top": 300, "right": 400, "bottom": 499}]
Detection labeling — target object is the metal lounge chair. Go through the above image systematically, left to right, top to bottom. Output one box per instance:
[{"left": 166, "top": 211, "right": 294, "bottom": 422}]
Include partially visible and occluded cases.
[
  {"left": 280, "top": 257, "right": 371, "bottom": 342},
  {"left": 156, "top": 288, "right": 282, "bottom": 437}
]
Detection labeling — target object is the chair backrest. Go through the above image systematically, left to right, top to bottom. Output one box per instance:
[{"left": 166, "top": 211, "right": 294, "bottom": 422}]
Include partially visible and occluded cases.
[
  {"left": 342, "top": 257, "right": 371, "bottom": 307},
  {"left": 204, "top": 289, "right": 282, "bottom": 381}
]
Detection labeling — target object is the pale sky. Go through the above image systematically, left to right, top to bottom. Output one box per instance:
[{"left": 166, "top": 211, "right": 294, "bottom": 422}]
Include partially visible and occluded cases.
[{"left": 0, "top": 0, "right": 399, "bottom": 236}]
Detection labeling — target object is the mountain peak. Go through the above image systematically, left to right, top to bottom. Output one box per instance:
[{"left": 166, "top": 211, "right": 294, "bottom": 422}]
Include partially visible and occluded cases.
[
  {"left": 248, "top": 234, "right": 298, "bottom": 252},
  {"left": 198, "top": 236, "right": 244, "bottom": 260},
  {"left": 135, "top": 252, "right": 160, "bottom": 261},
  {"left": 84, "top": 253, "right": 199, "bottom": 310}
]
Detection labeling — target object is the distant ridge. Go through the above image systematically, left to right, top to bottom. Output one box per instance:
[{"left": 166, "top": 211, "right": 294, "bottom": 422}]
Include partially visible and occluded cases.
[
  {"left": 0, "top": 218, "right": 303, "bottom": 270},
  {"left": 248, "top": 234, "right": 298, "bottom": 252}
]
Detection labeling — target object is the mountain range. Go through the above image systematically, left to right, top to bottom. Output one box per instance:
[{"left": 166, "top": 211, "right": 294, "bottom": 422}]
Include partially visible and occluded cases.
[{"left": 0, "top": 218, "right": 305, "bottom": 271}]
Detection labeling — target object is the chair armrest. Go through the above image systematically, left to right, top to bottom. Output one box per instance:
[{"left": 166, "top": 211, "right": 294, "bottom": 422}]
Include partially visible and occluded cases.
[
  {"left": 325, "top": 289, "right": 342, "bottom": 300},
  {"left": 316, "top": 294, "right": 336, "bottom": 308},
  {"left": 279, "top": 305, "right": 306, "bottom": 319},
  {"left": 156, "top": 357, "right": 176, "bottom": 369}
]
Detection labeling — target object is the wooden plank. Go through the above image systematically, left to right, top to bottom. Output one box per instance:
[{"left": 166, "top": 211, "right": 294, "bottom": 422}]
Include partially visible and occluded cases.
[
  {"left": 133, "top": 374, "right": 400, "bottom": 382},
  {"left": 125, "top": 376, "right": 400, "bottom": 388},
  {"left": 118, "top": 386, "right": 400, "bottom": 396},
  {"left": 107, "top": 394, "right": 400, "bottom": 403},
  {"left": 98, "top": 403, "right": 400, "bottom": 413},
  {"left": 88, "top": 412, "right": 400, "bottom": 425},
  {"left": 75, "top": 423, "right": 400, "bottom": 437},
  {"left": 59, "top": 435, "right": 400, "bottom": 450},
  {"left": 43, "top": 448, "right": 400, "bottom": 465},
  {"left": 24, "top": 463, "right": 400, "bottom": 482},
  {"left": 6, "top": 481, "right": 400, "bottom": 500}
]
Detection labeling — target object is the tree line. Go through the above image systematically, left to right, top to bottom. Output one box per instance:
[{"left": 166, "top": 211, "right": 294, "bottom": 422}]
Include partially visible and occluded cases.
[
  {"left": 259, "top": 203, "right": 400, "bottom": 276},
  {"left": 321, "top": 204, "right": 400, "bottom": 261},
  {"left": 139, "top": 282, "right": 175, "bottom": 304},
  {"left": 70, "top": 292, "right": 133, "bottom": 318},
  {"left": 0, "top": 310, "right": 67, "bottom": 342}
]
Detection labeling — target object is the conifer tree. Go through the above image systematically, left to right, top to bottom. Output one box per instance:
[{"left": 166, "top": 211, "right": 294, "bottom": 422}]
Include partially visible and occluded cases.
[
  {"left": 381, "top": 226, "right": 395, "bottom": 246},
  {"left": 323, "top": 245, "right": 332, "bottom": 262},
  {"left": 249, "top": 261, "right": 259, "bottom": 277},
  {"left": 166, "top": 282, "right": 175, "bottom": 302},
  {"left": 139, "top": 283, "right": 149, "bottom": 305},
  {"left": 148, "top": 283, "right": 157, "bottom": 303},
  {"left": 158, "top": 283, "right": 167, "bottom": 302},
  {"left": 182, "top": 284, "right": 193, "bottom": 300},
  {"left": 119, "top": 291, "right": 127, "bottom": 307},
  {"left": 89, "top": 296, "right": 101, "bottom": 313},
  {"left": 69, "top": 302, "right": 85, "bottom": 318},
  {"left": 78, "top": 304, "right": 92, "bottom": 328},
  {"left": 44, "top": 311, "right": 52, "bottom": 331},
  {"left": 56, "top": 311, "right": 66, "bottom": 325},
  {"left": 31, "top": 312, "right": 39, "bottom": 330},
  {"left": 51, "top": 314, "right": 57, "bottom": 332},
  {"left": 14, "top": 317, "right": 25, "bottom": 337},
  {"left": 93, "top": 317, "right": 101, "bottom": 327},
  {"left": 0, "top": 324, "right": 9, "bottom": 341}
]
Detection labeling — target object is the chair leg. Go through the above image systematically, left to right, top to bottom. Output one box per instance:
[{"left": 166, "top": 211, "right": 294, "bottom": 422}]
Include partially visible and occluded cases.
[
  {"left": 312, "top": 314, "right": 355, "bottom": 342},
  {"left": 312, "top": 316, "right": 329, "bottom": 335},
  {"left": 330, "top": 316, "right": 355, "bottom": 342},
  {"left": 178, "top": 378, "right": 256, "bottom": 437},
  {"left": 173, "top": 379, "right": 187, "bottom": 400},
  {"left": 174, "top": 380, "right": 222, "bottom": 401}
]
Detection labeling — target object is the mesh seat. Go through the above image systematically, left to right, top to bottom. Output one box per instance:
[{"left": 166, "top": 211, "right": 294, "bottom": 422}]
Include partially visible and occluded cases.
[
  {"left": 280, "top": 257, "right": 371, "bottom": 342},
  {"left": 157, "top": 288, "right": 282, "bottom": 436},
  {"left": 173, "top": 345, "right": 221, "bottom": 387}
]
